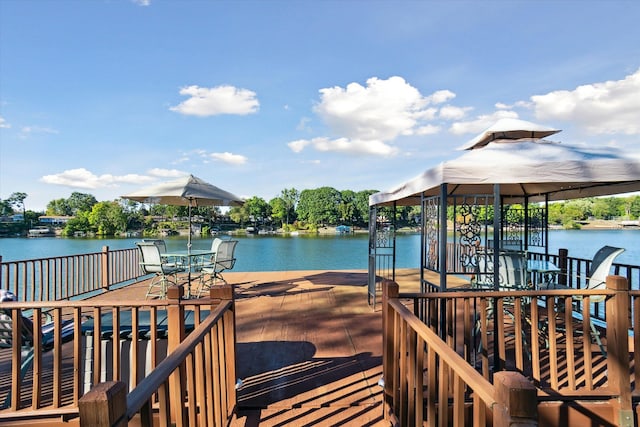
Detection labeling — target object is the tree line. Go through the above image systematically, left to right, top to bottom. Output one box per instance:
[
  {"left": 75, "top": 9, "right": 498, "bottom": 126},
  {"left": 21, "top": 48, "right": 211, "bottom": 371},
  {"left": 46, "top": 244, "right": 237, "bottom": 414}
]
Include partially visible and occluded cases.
[{"left": 1, "top": 190, "right": 639, "bottom": 237}]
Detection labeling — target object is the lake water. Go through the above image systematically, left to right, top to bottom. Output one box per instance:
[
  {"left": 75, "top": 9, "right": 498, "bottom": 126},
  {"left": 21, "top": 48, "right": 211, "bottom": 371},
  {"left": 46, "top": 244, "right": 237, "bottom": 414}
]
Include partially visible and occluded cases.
[{"left": 0, "top": 229, "right": 638, "bottom": 270}]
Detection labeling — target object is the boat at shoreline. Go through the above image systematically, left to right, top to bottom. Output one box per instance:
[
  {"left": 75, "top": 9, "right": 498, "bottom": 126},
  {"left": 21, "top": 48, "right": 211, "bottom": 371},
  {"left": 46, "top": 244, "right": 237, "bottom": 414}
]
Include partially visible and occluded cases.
[{"left": 27, "top": 226, "right": 56, "bottom": 237}]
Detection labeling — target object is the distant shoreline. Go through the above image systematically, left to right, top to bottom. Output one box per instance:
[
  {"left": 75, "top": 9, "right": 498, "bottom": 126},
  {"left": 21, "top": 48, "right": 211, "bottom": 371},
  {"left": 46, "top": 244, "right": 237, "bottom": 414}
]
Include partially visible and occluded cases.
[{"left": 576, "top": 219, "right": 638, "bottom": 230}]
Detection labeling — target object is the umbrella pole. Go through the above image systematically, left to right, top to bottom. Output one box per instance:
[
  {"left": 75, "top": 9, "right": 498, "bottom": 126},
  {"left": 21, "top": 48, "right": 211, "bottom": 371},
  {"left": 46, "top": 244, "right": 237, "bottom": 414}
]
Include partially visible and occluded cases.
[{"left": 186, "top": 202, "right": 192, "bottom": 298}]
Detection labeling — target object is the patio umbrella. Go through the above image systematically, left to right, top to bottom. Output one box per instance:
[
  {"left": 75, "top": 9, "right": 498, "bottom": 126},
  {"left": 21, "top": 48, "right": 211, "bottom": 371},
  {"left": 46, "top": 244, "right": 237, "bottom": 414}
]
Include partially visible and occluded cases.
[{"left": 122, "top": 174, "right": 244, "bottom": 249}]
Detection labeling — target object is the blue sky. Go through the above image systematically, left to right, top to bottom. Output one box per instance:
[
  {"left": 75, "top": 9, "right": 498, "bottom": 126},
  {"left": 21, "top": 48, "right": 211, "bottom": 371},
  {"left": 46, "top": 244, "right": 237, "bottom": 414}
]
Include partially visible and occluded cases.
[{"left": 1, "top": 0, "right": 639, "bottom": 211}]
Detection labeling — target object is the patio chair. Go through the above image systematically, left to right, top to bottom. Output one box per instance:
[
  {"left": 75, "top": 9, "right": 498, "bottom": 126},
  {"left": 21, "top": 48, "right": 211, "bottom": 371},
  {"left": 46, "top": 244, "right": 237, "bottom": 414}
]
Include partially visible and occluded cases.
[
  {"left": 196, "top": 240, "right": 238, "bottom": 297},
  {"left": 136, "top": 241, "right": 185, "bottom": 299},
  {"left": 541, "top": 245, "right": 625, "bottom": 356},
  {"left": 472, "top": 251, "right": 532, "bottom": 357},
  {"left": 472, "top": 251, "right": 529, "bottom": 291},
  {"left": 0, "top": 291, "right": 75, "bottom": 409}
]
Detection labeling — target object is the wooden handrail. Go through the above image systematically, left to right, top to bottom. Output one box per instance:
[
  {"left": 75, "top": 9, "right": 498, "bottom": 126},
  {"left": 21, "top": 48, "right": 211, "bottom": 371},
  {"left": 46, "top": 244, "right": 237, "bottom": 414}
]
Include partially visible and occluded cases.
[
  {"left": 0, "top": 247, "right": 143, "bottom": 302},
  {"left": 382, "top": 280, "right": 539, "bottom": 425},
  {"left": 77, "top": 284, "right": 237, "bottom": 427},
  {"left": 388, "top": 298, "right": 498, "bottom": 407},
  {"left": 125, "top": 301, "right": 231, "bottom": 418}
]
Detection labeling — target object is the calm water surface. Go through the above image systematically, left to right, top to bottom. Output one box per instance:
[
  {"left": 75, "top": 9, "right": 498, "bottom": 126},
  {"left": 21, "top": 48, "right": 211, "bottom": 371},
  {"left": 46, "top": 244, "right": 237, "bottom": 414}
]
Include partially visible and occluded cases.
[{"left": 0, "top": 229, "right": 638, "bottom": 269}]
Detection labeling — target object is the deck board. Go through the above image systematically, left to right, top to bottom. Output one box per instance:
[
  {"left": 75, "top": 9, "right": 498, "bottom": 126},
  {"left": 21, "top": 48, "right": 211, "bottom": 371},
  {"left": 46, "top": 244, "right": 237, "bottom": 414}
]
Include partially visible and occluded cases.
[{"left": 227, "top": 269, "right": 396, "bottom": 426}]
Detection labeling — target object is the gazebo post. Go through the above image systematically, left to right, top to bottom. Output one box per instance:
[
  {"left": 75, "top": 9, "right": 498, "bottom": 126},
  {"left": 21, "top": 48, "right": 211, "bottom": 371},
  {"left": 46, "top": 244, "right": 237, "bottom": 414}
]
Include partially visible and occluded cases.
[
  {"left": 438, "top": 184, "right": 448, "bottom": 339},
  {"left": 493, "top": 184, "right": 501, "bottom": 372}
]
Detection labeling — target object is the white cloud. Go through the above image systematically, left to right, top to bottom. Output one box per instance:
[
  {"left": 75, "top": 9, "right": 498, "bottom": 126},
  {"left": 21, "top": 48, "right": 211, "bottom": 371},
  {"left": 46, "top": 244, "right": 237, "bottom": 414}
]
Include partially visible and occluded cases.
[
  {"left": 132, "top": 0, "right": 151, "bottom": 5},
  {"left": 530, "top": 68, "right": 640, "bottom": 135},
  {"left": 315, "top": 76, "right": 437, "bottom": 141},
  {"left": 170, "top": 85, "right": 259, "bottom": 116},
  {"left": 428, "top": 89, "right": 456, "bottom": 105},
  {"left": 439, "top": 105, "right": 471, "bottom": 120},
  {"left": 449, "top": 110, "right": 519, "bottom": 135},
  {"left": 0, "top": 116, "right": 10, "bottom": 129},
  {"left": 296, "top": 117, "right": 312, "bottom": 132},
  {"left": 415, "top": 124, "right": 441, "bottom": 135},
  {"left": 19, "top": 125, "right": 58, "bottom": 139},
  {"left": 288, "top": 136, "right": 397, "bottom": 156},
  {"left": 288, "top": 139, "right": 310, "bottom": 153},
  {"left": 208, "top": 152, "right": 247, "bottom": 165},
  {"left": 40, "top": 168, "right": 153, "bottom": 189},
  {"left": 147, "top": 168, "right": 188, "bottom": 178}
]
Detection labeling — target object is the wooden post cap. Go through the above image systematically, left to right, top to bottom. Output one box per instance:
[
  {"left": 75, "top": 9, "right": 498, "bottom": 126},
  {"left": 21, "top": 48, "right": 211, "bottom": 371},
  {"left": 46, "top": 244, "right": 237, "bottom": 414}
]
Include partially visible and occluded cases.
[{"left": 78, "top": 381, "right": 127, "bottom": 427}]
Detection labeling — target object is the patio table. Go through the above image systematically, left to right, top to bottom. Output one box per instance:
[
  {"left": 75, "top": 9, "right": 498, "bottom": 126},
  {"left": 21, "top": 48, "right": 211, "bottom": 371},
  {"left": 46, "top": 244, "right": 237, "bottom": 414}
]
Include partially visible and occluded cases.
[
  {"left": 164, "top": 249, "right": 215, "bottom": 298},
  {"left": 527, "top": 259, "right": 561, "bottom": 289}
]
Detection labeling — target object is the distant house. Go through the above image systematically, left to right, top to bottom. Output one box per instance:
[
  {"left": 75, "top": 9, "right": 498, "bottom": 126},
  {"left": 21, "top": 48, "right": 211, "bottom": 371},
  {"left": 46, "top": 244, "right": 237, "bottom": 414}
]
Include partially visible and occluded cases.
[
  {"left": 12, "top": 214, "right": 24, "bottom": 222},
  {"left": 38, "top": 216, "right": 73, "bottom": 226}
]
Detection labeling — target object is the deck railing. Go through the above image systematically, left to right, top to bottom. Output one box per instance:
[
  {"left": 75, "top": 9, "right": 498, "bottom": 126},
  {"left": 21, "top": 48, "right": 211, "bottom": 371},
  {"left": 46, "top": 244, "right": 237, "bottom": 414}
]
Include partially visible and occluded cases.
[
  {"left": 437, "top": 243, "right": 640, "bottom": 324},
  {"left": 0, "top": 247, "right": 142, "bottom": 302},
  {"left": 383, "top": 276, "right": 636, "bottom": 425},
  {"left": 382, "top": 280, "right": 537, "bottom": 426},
  {"left": 0, "top": 284, "right": 237, "bottom": 426},
  {"left": 78, "top": 285, "right": 237, "bottom": 427}
]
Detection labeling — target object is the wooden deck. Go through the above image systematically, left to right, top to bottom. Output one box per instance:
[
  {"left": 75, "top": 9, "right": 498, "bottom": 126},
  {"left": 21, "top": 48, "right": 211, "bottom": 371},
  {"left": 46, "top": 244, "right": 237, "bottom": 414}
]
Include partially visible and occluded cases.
[
  {"left": 4, "top": 267, "right": 622, "bottom": 425},
  {"left": 93, "top": 269, "right": 426, "bottom": 426}
]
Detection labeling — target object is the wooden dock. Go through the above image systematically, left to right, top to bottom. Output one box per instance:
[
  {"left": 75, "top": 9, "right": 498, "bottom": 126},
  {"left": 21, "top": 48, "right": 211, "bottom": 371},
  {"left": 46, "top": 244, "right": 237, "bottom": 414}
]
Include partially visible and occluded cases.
[{"left": 93, "top": 269, "right": 425, "bottom": 426}]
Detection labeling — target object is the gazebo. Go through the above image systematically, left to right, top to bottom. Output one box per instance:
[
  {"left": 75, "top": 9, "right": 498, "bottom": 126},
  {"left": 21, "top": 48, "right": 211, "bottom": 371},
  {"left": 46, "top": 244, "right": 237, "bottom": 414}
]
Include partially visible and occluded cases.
[{"left": 367, "top": 119, "right": 640, "bottom": 305}]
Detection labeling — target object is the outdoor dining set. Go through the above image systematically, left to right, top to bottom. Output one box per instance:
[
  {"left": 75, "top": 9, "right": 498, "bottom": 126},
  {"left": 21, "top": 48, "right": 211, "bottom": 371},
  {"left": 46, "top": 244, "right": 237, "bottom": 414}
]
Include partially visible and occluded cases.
[
  {"left": 136, "top": 237, "right": 239, "bottom": 299},
  {"left": 469, "top": 243, "right": 625, "bottom": 357}
]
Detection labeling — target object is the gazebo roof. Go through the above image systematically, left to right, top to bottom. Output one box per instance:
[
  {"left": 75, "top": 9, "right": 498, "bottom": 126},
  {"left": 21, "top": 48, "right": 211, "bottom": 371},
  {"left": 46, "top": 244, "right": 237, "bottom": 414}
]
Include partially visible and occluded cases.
[{"left": 370, "top": 121, "right": 640, "bottom": 206}]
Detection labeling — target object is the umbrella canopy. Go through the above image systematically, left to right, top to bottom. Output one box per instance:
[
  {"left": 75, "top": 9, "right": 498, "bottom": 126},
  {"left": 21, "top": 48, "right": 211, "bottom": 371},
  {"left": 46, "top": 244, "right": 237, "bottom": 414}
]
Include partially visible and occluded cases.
[
  {"left": 370, "top": 122, "right": 640, "bottom": 206},
  {"left": 122, "top": 174, "right": 244, "bottom": 207},
  {"left": 122, "top": 174, "right": 244, "bottom": 248}
]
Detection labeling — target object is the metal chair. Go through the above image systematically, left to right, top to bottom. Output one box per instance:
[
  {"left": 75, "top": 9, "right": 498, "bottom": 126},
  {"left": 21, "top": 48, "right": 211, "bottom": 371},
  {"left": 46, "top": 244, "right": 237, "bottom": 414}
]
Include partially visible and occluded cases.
[
  {"left": 196, "top": 240, "right": 238, "bottom": 297},
  {"left": 136, "top": 241, "right": 185, "bottom": 299},
  {"left": 542, "top": 245, "right": 625, "bottom": 356},
  {"left": 472, "top": 251, "right": 531, "bottom": 358},
  {"left": 472, "top": 251, "right": 529, "bottom": 291}
]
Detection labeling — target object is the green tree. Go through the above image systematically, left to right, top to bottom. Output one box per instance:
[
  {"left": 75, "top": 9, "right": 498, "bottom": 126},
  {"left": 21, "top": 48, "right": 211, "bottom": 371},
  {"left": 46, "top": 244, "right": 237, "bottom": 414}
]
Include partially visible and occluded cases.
[
  {"left": 296, "top": 187, "right": 341, "bottom": 226},
  {"left": 280, "top": 188, "right": 299, "bottom": 225},
  {"left": 338, "top": 190, "right": 356, "bottom": 224},
  {"left": 353, "top": 190, "right": 378, "bottom": 225},
  {"left": 8, "top": 192, "right": 27, "bottom": 222},
  {"left": 67, "top": 192, "right": 98, "bottom": 215},
  {"left": 244, "top": 196, "right": 271, "bottom": 225},
  {"left": 629, "top": 196, "right": 640, "bottom": 219},
  {"left": 269, "top": 197, "right": 287, "bottom": 226},
  {"left": 46, "top": 198, "right": 73, "bottom": 216},
  {"left": 0, "top": 199, "right": 12, "bottom": 216},
  {"left": 88, "top": 201, "right": 127, "bottom": 235},
  {"left": 228, "top": 205, "right": 249, "bottom": 226},
  {"left": 63, "top": 211, "right": 91, "bottom": 236}
]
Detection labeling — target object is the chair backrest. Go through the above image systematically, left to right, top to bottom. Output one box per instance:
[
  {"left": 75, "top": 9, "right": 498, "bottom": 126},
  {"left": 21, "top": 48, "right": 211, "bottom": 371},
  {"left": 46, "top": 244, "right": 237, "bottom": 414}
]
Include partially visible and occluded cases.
[
  {"left": 210, "top": 237, "right": 223, "bottom": 253},
  {"left": 142, "top": 239, "right": 167, "bottom": 254},
  {"left": 487, "top": 239, "right": 523, "bottom": 252},
  {"left": 215, "top": 240, "right": 238, "bottom": 270},
  {"left": 136, "top": 241, "right": 164, "bottom": 274},
  {"left": 586, "top": 245, "right": 625, "bottom": 292},
  {"left": 474, "top": 251, "right": 527, "bottom": 290},
  {"left": 0, "top": 310, "right": 34, "bottom": 350}
]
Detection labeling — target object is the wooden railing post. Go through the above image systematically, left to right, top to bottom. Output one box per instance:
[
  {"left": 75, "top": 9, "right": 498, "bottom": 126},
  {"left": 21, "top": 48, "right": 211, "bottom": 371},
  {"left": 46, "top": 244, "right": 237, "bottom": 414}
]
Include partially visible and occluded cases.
[
  {"left": 101, "top": 246, "right": 110, "bottom": 291},
  {"left": 558, "top": 248, "right": 568, "bottom": 287},
  {"left": 605, "top": 275, "right": 633, "bottom": 427},
  {"left": 382, "top": 279, "right": 399, "bottom": 422},
  {"left": 210, "top": 284, "right": 234, "bottom": 309},
  {"left": 210, "top": 284, "right": 237, "bottom": 420},
  {"left": 166, "top": 285, "right": 186, "bottom": 425},
  {"left": 493, "top": 371, "right": 537, "bottom": 427},
  {"left": 78, "top": 381, "right": 127, "bottom": 427}
]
